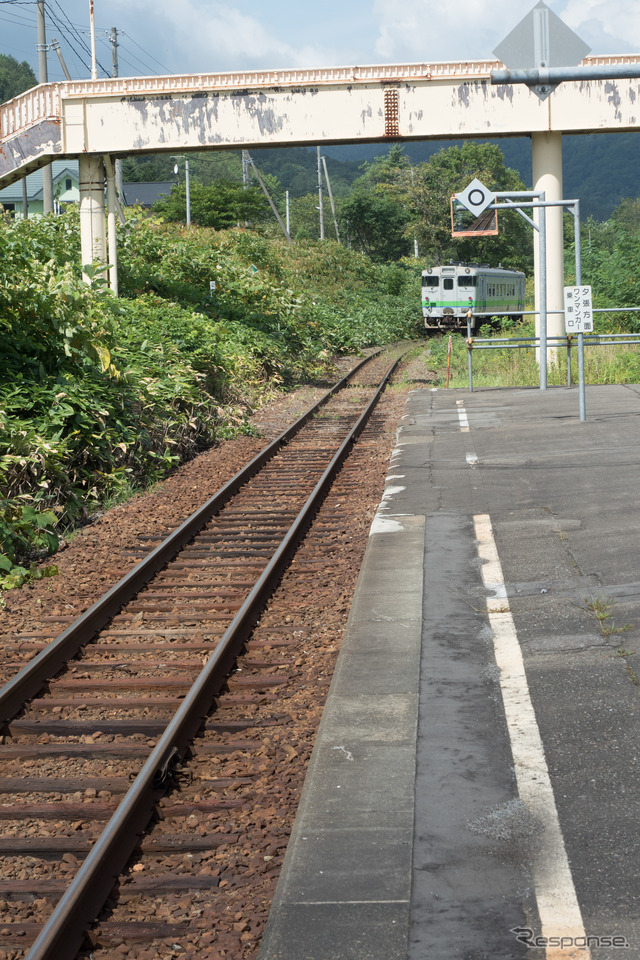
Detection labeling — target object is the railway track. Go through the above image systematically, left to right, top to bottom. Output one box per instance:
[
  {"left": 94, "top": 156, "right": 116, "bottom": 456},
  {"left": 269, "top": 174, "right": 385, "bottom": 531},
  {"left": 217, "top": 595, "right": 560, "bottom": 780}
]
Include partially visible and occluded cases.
[{"left": 0, "top": 347, "right": 406, "bottom": 960}]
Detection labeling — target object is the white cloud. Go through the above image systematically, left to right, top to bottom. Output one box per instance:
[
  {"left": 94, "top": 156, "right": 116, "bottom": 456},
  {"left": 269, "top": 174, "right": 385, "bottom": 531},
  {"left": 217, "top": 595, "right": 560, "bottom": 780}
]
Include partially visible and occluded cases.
[
  {"left": 114, "top": 0, "right": 331, "bottom": 73},
  {"left": 372, "top": 0, "right": 640, "bottom": 65},
  {"left": 372, "top": 0, "right": 532, "bottom": 63},
  {"left": 560, "top": 0, "right": 640, "bottom": 54}
]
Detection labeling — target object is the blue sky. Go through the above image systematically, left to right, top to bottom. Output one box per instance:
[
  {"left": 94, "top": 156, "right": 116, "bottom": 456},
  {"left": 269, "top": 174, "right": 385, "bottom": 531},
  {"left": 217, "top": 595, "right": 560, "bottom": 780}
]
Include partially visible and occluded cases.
[{"left": 0, "top": 0, "right": 637, "bottom": 83}]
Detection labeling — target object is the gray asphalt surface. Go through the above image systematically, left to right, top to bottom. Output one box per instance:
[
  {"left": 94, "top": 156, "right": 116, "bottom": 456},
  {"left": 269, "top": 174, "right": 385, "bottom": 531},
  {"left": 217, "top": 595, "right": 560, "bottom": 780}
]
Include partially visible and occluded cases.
[{"left": 259, "top": 383, "right": 640, "bottom": 960}]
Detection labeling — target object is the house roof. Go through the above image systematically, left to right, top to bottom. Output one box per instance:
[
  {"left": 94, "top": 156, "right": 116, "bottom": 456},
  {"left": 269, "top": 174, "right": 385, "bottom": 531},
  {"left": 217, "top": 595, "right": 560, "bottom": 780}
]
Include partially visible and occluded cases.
[
  {"left": 0, "top": 160, "right": 79, "bottom": 202},
  {"left": 0, "top": 165, "right": 176, "bottom": 209},
  {"left": 122, "top": 181, "right": 175, "bottom": 207}
]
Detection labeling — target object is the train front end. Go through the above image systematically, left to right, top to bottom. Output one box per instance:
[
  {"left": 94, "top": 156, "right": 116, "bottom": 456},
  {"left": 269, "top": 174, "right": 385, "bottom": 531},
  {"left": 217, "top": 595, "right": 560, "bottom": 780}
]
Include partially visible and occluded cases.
[{"left": 421, "top": 265, "right": 476, "bottom": 330}]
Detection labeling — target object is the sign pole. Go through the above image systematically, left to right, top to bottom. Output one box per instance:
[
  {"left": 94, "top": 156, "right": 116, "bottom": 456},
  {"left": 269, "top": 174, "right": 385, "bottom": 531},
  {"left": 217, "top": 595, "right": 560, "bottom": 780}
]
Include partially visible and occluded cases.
[
  {"left": 573, "top": 202, "right": 586, "bottom": 421},
  {"left": 564, "top": 284, "right": 592, "bottom": 422},
  {"left": 578, "top": 331, "right": 586, "bottom": 421}
]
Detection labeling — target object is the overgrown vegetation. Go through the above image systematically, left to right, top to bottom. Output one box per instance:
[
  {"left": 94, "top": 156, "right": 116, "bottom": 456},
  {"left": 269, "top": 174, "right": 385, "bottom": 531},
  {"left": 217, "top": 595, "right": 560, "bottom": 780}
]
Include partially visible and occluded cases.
[{"left": 0, "top": 207, "right": 418, "bottom": 587}]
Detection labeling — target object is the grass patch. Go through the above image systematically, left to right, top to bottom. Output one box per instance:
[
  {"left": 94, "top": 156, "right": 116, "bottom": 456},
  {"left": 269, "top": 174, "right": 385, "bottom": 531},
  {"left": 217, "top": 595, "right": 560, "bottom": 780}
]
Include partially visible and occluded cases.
[
  {"left": 423, "top": 321, "right": 640, "bottom": 389},
  {"left": 586, "top": 596, "right": 634, "bottom": 639}
]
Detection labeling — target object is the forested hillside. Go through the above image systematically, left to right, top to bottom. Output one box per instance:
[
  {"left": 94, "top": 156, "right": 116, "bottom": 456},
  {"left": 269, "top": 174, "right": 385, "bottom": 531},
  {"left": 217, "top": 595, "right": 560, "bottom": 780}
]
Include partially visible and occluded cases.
[{"left": 326, "top": 133, "right": 640, "bottom": 222}]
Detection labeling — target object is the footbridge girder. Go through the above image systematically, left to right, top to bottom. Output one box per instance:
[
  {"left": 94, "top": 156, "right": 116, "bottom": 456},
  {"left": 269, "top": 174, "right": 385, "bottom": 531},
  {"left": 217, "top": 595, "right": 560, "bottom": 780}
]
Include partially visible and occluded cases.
[{"left": 1, "top": 56, "right": 639, "bottom": 186}]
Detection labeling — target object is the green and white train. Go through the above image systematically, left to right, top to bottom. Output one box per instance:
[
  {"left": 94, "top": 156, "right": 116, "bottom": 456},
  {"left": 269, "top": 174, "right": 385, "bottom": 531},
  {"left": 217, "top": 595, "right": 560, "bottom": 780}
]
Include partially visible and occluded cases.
[{"left": 421, "top": 262, "right": 525, "bottom": 333}]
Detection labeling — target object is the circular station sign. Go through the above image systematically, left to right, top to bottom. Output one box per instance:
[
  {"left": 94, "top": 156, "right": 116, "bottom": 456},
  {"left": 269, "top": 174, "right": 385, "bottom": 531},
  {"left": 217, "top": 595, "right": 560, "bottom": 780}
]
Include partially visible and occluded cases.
[{"left": 455, "top": 177, "right": 495, "bottom": 216}]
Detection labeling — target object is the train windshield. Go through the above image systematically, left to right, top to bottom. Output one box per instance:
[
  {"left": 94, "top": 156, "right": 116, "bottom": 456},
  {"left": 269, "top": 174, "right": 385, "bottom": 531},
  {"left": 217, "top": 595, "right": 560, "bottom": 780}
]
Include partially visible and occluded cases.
[
  {"left": 423, "top": 276, "right": 439, "bottom": 287},
  {"left": 458, "top": 276, "right": 477, "bottom": 287}
]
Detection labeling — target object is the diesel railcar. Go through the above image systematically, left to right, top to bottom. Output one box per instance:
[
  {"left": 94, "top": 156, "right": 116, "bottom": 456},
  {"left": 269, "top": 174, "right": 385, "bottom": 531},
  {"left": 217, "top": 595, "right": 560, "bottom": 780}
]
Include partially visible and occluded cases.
[{"left": 422, "top": 262, "right": 526, "bottom": 333}]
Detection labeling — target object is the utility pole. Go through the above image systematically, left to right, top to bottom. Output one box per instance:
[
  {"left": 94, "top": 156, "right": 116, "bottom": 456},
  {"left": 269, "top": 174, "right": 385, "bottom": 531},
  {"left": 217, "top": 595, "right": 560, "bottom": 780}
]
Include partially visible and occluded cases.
[
  {"left": 89, "top": 0, "right": 97, "bottom": 79},
  {"left": 36, "top": 1, "right": 53, "bottom": 214},
  {"left": 110, "top": 26, "right": 118, "bottom": 77},
  {"left": 109, "top": 28, "right": 124, "bottom": 197},
  {"left": 51, "top": 39, "right": 71, "bottom": 80},
  {"left": 316, "top": 146, "right": 324, "bottom": 241},
  {"left": 241, "top": 150, "right": 251, "bottom": 227},
  {"left": 242, "top": 150, "right": 251, "bottom": 189},
  {"left": 246, "top": 154, "right": 291, "bottom": 244},
  {"left": 321, "top": 155, "right": 339, "bottom": 242},
  {"left": 171, "top": 156, "right": 191, "bottom": 226},
  {"left": 185, "top": 158, "right": 191, "bottom": 227}
]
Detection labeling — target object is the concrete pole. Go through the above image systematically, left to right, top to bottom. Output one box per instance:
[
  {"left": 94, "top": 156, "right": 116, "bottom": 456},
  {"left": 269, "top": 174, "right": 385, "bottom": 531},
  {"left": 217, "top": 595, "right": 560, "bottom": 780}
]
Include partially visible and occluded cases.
[
  {"left": 89, "top": 0, "right": 98, "bottom": 80},
  {"left": 36, "top": 1, "right": 54, "bottom": 214},
  {"left": 110, "top": 28, "right": 124, "bottom": 199},
  {"left": 532, "top": 131, "right": 564, "bottom": 354},
  {"left": 317, "top": 146, "right": 324, "bottom": 240},
  {"left": 79, "top": 154, "right": 107, "bottom": 284},
  {"left": 104, "top": 155, "right": 119, "bottom": 296},
  {"left": 321, "top": 155, "right": 340, "bottom": 242},
  {"left": 185, "top": 158, "right": 191, "bottom": 227}
]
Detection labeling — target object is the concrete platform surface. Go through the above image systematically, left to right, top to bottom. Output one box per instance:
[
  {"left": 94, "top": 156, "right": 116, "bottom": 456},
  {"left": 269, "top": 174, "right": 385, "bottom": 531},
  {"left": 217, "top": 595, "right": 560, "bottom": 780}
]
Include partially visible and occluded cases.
[{"left": 258, "top": 384, "right": 640, "bottom": 960}]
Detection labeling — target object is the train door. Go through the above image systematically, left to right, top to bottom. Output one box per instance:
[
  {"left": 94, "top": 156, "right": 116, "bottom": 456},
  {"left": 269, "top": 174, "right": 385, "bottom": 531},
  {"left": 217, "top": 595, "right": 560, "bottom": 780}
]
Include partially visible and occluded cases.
[
  {"left": 441, "top": 267, "right": 455, "bottom": 317},
  {"left": 477, "top": 274, "right": 486, "bottom": 315}
]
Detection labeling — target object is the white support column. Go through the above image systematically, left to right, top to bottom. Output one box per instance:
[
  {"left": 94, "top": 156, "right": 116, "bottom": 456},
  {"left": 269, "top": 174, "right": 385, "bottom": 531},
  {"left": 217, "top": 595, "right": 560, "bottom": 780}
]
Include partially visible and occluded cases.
[
  {"left": 532, "top": 131, "right": 564, "bottom": 352},
  {"left": 79, "top": 154, "right": 107, "bottom": 284},
  {"left": 104, "top": 155, "right": 119, "bottom": 296}
]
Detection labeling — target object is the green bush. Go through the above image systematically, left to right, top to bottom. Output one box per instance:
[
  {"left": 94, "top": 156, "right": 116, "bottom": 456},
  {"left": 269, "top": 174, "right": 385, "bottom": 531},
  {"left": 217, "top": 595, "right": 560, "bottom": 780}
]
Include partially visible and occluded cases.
[{"left": 0, "top": 209, "right": 422, "bottom": 588}]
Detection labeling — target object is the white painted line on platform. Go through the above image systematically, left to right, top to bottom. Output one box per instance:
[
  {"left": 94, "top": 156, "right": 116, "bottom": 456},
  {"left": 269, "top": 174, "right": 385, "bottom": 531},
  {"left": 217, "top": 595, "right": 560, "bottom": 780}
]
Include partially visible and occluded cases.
[
  {"left": 457, "top": 405, "right": 470, "bottom": 432},
  {"left": 466, "top": 453, "right": 479, "bottom": 466},
  {"left": 474, "top": 513, "right": 591, "bottom": 960}
]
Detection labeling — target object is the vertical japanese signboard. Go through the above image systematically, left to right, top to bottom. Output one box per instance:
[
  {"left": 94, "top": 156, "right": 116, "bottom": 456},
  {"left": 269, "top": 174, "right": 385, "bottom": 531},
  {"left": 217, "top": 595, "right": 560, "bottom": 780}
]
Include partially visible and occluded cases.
[{"left": 564, "top": 285, "right": 593, "bottom": 333}]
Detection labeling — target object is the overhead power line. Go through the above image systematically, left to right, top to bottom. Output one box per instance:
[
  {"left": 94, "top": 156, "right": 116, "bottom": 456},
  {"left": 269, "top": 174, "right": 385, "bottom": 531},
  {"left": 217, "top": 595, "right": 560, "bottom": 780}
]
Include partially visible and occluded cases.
[
  {"left": 45, "top": 0, "right": 109, "bottom": 76},
  {"left": 122, "top": 32, "right": 172, "bottom": 75}
]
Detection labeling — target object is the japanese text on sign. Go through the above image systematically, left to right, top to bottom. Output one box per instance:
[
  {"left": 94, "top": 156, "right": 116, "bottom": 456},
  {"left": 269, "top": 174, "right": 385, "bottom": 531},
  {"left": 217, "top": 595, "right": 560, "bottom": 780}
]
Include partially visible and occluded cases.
[{"left": 564, "top": 285, "right": 593, "bottom": 333}]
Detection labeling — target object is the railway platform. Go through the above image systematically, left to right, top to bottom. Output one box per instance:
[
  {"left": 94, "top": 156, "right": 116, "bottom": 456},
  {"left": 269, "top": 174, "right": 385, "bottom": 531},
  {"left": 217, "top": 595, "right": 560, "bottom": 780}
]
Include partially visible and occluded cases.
[{"left": 258, "top": 383, "right": 640, "bottom": 960}]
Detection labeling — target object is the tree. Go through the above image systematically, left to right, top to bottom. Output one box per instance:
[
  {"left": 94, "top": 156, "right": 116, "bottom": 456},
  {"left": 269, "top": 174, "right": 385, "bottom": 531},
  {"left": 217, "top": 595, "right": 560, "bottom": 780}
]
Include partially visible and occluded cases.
[
  {"left": 0, "top": 54, "right": 37, "bottom": 103},
  {"left": 406, "top": 142, "right": 532, "bottom": 271},
  {"left": 339, "top": 145, "right": 413, "bottom": 261},
  {"left": 122, "top": 156, "right": 175, "bottom": 183},
  {"left": 153, "top": 179, "right": 270, "bottom": 229},
  {"left": 340, "top": 187, "right": 411, "bottom": 261}
]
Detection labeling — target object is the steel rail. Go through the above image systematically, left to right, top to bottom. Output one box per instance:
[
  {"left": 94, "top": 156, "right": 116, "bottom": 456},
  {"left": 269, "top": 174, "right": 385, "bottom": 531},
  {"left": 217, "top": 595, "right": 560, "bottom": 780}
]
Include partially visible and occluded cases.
[
  {"left": 0, "top": 351, "right": 378, "bottom": 726},
  {"left": 23, "top": 352, "right": 402, "bottom": 960}
]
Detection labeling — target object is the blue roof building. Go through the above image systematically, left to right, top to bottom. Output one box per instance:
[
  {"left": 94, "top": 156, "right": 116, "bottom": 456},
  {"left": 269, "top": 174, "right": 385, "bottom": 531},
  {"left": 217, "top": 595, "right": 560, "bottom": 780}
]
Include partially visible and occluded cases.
[{"left": 0, "top": 160, "right": 79, "bottom": 216}]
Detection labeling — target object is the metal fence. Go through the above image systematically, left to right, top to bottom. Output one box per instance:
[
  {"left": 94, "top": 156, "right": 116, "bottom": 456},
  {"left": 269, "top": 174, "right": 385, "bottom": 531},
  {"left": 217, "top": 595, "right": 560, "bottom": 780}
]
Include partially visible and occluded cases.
[
  {"left": 462, "top": 307, "right": 640, "bottom": 421},
  {"left": 467, "top": 331, "right": 640, "bottom": 392}
]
